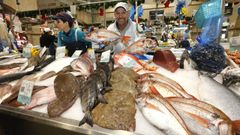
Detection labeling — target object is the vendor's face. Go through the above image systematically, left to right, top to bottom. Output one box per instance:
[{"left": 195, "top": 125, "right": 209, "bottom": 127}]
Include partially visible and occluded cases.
[
  {"left": 114, "top": 7, "right": 129, "bottom": 26},
  {"left": 54, "top": 19, "right": 68, "bottom": 30}
]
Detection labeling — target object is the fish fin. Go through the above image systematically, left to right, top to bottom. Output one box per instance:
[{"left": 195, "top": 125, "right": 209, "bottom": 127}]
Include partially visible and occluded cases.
[
  {"left": 121, "top": 36, "right": 131, "bottom": 44},
  {"left": 98, "top": 93, "right": 108, "bottom": 104},
  {"left": 146, "top": 103, "right": 162, "bottom": 112},
  {"left": 79, "top": 111, "right": 93, "bottom": 127},
  {"left": 186, "top": 112, "right": 209, "bottom": 128},
  {"left": 233, "top": 120, "right": 240, "bottom": 134}
]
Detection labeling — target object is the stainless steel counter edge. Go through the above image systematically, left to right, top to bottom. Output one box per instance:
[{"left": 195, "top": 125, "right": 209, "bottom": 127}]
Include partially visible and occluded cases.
[{"left": 0, "top": 105, "right": 139, "bottom": 135}]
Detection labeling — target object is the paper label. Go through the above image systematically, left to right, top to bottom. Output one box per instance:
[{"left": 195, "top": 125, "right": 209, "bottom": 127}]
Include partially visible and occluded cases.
[
  {"left": 56, "top": 46, "right": 66, "bottom": 59},
  {"left": 23, "top": 47, "right": 31, "bottom": 58},
  {"left": 39, "top": 47, "right": 47, "bottom": 58},
  {"left": 87, "top": 48, "right": 96, "bottom": 61},
  {"left": 87, "top": 48, "right": 96, "bottom": 70},
  {"left": 71, "top": 50, "right": 82, "bottom": 58},
  {"left": 100, "top": 50, "right": 111, "bottom": 63},
  {"left": 118, "top": 55, "right": 137, "bottom": 68},
  {"left": 17, "top": 80, "right": 34, "bottom": 105}
]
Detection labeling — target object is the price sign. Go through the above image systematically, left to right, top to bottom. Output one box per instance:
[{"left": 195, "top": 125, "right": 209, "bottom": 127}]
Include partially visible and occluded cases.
[{"left": 17, "top": 80, "right": 34, "bottom": 105}]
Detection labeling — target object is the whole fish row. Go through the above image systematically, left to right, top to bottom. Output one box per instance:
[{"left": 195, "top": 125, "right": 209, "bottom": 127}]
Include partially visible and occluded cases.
[{"left": 136, "top": 72, "right": 239, "bottom": 135}]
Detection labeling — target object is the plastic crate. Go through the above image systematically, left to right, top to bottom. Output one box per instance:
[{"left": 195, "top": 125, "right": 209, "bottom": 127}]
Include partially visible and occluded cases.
[{"left": 195, "top": 0, "right": 222, "bottom": 28}]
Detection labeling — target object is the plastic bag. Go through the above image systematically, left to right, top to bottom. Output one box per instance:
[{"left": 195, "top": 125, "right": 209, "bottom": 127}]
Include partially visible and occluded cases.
[{"left": 198, "top": 16, "right": 223, "bottom": 45}]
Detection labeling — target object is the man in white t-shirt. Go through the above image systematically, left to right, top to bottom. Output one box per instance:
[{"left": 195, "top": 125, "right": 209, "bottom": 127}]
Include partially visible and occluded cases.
[{"left": 107, "top": 2, "right": 140, "bottom": 54}]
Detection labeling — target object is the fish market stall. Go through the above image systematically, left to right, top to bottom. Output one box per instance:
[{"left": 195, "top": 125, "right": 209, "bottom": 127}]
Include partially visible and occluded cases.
[
  {"left": 0, "top": 49, "right": 240, "bottom": 135},
  {"left": 0, "top": 56, "right": 164, "bottom": 135}
]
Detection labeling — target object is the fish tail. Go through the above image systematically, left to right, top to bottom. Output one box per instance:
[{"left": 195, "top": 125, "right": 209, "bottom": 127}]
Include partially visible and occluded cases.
[
  {"left": 121, "top": 36, "right": 131, "bottom": 44},
  {"left": 98, "top": 93, "right": 108, "bottom": 104},
  {"left": 79, "top": 111, "right": 93, "bottom": 127},
  {"left": 233, "top": 120, "right": 240, "bottom": 134}
]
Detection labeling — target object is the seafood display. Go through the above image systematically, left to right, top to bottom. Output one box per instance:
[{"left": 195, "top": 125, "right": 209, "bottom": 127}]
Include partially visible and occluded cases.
[
  {"left": 0, "top": 44, "right": 240, "bottom": 135},
  {"left": 226, "top": 50, "right": 240, "bottom": 65}
]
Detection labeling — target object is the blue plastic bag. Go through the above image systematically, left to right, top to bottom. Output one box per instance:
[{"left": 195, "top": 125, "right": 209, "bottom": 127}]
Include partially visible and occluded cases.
[{"left": 199, "top": 16, "right": 223, "bottom": 45}]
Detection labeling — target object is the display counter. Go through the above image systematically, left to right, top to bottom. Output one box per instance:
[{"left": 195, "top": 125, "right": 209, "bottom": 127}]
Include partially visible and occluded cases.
[{"left": 0, "top": 104, "right": 137, "bottom": 135}]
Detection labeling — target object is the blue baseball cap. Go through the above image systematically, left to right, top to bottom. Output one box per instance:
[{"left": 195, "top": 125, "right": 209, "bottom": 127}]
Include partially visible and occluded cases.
[{"left": 52, "top": 12, "right": 74, "bottom": 26}]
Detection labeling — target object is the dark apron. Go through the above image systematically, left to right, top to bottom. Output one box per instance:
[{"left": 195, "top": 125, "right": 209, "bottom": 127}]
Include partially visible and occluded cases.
[{"left": 65, "top": 40, "right": 88, "bottom": 57}]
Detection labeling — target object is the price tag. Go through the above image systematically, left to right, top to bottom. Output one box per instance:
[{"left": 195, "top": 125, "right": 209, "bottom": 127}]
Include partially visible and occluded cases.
[
  {"left": 56, "top": 46, "right": 66, "bottom": 59},
  {"left": 23, "top": 47, "right": 31, "bottom": 58},
  {"left": 39, "top": 47, "right": 47, "bottom": 58},
  {"left": 87, "top": 48, "right": 96, "bottom": 61},
  {"left": 87, "top": 48, "right": 96, "bottom": 70},
  {"left": 71, "top": 50, "right": 82, "bottom": 58},
  {"left": 100, "top": 50, "right": 111, "bottom": 63},
  {"left": 118, "top": 55, "right": 137, "bottom": 68},
  {"left": 17, "top": 80, "right": 34, "bottom": 105}
]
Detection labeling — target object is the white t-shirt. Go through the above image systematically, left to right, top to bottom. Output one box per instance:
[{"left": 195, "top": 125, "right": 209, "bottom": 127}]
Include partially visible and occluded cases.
[{"left": 107, "top": 19, "right": 140, "bottom": 53}]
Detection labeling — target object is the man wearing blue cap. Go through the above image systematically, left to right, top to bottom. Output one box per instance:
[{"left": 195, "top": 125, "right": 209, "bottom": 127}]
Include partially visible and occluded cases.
[{"left": 53, "top": 12, "right": 91, "bottom": 56}]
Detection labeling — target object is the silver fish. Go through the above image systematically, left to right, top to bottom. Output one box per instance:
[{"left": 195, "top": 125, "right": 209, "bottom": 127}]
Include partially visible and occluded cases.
[
  {"left": 198, "top": 75, "right": 240, "bottom": 120},
  {"left": 136, "top": 93, "right": 191, "bottom": 135},
  {"left": 167, "top": 97, "right": 234, "bottom": 135}
]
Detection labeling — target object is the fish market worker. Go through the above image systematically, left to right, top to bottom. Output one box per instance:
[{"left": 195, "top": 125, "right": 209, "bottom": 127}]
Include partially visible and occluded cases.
[
  {"left": 107, "top": 2, "right": 139, "bottom": 54},
  {"left": 53, "top": 12, "right": 92, "bottom": 56}
]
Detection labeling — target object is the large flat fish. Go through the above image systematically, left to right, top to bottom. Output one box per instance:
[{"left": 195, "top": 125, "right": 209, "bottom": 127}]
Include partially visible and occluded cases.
[
  {"left": 85, "top": 29, "right": 130, "bottom": 44},
  {"left": 48, "top": 73, "right": 80, "bottom": 118},
  {"left": 92, "top": 90, "right": 136, "bottom": 131},
  {"left": 136, "top": 93, "right": 191, "bottom": 135}
]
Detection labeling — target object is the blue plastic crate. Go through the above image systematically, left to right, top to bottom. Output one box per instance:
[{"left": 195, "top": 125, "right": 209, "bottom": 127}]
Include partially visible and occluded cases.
[{"left": 195, "top": 0, "right": 222, "bottom": 28}]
